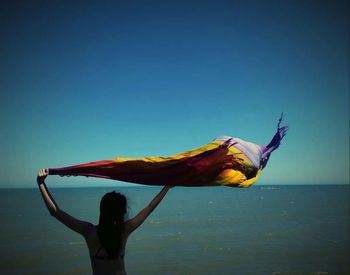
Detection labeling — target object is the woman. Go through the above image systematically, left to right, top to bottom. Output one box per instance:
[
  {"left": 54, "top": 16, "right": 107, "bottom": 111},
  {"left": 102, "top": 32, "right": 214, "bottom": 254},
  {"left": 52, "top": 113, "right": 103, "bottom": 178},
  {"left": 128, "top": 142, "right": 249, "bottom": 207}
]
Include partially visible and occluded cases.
[{"left": 37, "top": 168, "right": 173, "bottom": 275}]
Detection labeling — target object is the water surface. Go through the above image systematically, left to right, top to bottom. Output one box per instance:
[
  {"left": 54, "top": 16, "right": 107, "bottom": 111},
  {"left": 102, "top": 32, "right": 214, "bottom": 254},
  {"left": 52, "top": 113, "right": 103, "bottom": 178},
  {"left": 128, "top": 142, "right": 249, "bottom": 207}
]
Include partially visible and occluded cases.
[{"left": 0, "top": 185, "right": 348, "bottom": 274}]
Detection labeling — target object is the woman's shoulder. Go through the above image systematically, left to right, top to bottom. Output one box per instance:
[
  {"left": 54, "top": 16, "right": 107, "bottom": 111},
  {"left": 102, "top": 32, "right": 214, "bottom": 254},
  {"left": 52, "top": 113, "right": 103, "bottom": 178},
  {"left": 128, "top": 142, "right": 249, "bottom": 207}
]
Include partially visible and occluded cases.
[
  {"left": 122, "top": 219, "right": 135, "bottom": 236},
  {"left": 83, "top": 223, "right": 98, "bottom": 240},
  {"left": 84, "top": 225, "right": 101, "bottom": 251}
]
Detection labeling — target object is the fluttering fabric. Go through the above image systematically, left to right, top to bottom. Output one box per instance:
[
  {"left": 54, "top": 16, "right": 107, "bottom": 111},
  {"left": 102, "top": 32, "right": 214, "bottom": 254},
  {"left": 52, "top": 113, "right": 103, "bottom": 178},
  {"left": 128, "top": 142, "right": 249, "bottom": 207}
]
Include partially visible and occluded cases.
[{"left": 49, "top": 116, "right": 288, "bottom": 188}]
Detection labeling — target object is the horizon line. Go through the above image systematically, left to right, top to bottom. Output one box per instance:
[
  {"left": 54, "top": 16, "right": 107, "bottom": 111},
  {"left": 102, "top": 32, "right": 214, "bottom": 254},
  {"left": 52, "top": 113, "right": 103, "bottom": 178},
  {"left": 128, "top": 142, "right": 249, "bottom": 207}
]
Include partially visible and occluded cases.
[{"left": 0, "top": 183, "right": 349, "bottom": 190}]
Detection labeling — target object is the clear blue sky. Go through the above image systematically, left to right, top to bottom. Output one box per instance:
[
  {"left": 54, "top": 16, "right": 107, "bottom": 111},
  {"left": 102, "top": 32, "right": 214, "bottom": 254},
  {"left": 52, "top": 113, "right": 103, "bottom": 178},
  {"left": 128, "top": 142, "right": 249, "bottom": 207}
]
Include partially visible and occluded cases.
[{"left": 0, "top": 0, "right": 348, "bottom": 188}]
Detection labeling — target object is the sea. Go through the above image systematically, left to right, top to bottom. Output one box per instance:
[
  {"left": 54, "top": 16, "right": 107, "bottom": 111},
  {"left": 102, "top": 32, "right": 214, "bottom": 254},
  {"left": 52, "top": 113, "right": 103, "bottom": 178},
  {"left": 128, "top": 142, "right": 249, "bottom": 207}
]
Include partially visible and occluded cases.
[{"left": 0, "top": 185, "right": 349, "bottom": 275}]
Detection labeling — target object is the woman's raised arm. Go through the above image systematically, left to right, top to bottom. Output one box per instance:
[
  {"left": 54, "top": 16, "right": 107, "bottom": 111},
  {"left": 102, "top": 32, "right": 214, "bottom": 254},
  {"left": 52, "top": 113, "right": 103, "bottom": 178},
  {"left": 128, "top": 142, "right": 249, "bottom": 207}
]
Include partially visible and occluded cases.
[
  {"left": 37, "top": 168, "right": 93, "bottom": 237},
  {"left": 125, "top": 185, "right": 173, "bottom": 234}
]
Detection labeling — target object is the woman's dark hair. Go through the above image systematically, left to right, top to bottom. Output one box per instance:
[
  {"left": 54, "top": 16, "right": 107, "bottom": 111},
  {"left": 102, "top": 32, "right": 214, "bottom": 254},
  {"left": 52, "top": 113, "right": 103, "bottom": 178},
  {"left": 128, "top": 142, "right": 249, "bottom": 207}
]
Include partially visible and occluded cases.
[{"left": 97, "top": 191, "right": 127, "bottom": 259}]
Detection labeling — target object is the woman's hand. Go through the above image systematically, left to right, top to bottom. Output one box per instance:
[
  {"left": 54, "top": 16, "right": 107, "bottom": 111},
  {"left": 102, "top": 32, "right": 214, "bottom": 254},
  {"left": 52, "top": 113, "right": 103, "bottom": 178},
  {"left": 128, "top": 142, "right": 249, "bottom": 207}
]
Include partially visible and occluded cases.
[{"left": 37, "top": 168, "right": 48, "bottom": 185}]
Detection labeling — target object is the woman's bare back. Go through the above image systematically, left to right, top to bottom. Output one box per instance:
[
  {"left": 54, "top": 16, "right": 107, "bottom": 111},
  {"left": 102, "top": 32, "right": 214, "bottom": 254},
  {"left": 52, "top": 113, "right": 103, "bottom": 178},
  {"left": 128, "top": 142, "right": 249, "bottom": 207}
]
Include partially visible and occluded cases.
[{"left": 85, "top": 225, "right": 128, "bottom": 275}]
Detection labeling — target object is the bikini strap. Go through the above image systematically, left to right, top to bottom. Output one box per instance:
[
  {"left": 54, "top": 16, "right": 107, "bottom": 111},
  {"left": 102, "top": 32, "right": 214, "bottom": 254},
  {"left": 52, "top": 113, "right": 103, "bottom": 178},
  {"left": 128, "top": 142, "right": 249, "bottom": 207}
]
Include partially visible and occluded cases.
[{"left": 91, "top": 246, "right": 110, "bottom": 260}]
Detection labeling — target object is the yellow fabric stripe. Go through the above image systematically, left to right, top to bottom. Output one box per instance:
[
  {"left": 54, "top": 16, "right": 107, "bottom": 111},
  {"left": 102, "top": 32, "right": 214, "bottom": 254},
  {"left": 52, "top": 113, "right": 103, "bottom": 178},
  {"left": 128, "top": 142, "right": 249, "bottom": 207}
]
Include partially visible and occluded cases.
[{"left": 110, "top": 140, "right": 259, "bottom": 187}]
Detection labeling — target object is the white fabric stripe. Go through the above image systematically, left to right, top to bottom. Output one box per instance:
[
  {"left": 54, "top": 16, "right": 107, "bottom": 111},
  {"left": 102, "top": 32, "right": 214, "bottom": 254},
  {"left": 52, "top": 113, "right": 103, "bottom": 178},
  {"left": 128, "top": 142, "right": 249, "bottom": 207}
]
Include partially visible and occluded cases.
[{"left": 213, "top": 136, "right": 263, "bottom": 169}]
